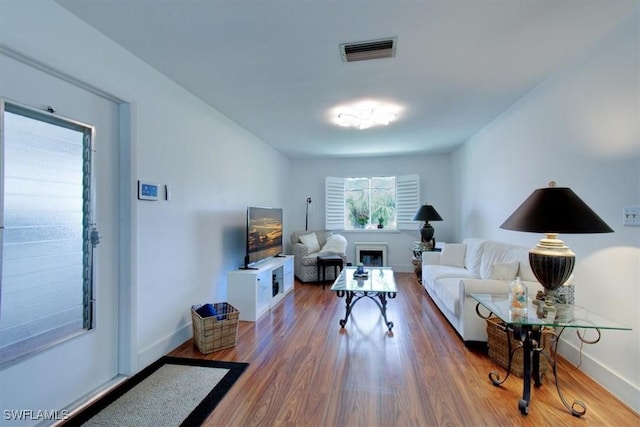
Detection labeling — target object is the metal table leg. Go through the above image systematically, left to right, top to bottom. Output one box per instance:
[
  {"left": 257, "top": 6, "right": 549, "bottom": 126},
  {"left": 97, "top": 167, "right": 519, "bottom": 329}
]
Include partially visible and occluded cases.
[{"left": 336, "top": 290, "right": 396, "bottom": 331}]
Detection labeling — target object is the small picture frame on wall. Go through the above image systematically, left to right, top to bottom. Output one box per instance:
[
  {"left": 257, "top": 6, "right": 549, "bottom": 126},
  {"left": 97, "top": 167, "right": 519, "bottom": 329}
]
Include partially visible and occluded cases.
[{"left": 138, "top": 180, "right": 159, "bottom": 201}]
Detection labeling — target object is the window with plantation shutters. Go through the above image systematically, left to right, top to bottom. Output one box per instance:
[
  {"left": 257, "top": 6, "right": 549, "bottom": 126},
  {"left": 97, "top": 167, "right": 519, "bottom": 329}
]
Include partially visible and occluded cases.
[
  {"left": 0, "top": 100, "right": 98, "bottom": 366},
  {"left": 325, "top": 174, "right": 419, "bottom": 231},
  {"left": 396, "top": 174, "right": 421, "bottom": 229},
  {"left": 325, "top": 176, "right": 345, "bottom": 230}
]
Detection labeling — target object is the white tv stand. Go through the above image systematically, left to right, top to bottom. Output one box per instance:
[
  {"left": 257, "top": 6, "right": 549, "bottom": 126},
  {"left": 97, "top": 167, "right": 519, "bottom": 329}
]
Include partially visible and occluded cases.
[{"left": 227, "top": 255, "right": 294, "bottom": 321}]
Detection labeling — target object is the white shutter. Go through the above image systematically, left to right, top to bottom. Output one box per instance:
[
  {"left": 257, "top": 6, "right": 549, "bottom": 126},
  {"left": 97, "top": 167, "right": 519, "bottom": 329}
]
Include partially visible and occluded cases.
[
  {"left": 396, "top": 174, "right": 420, "bottom": 230},
  {"left": 325, "top": 176, "right": 344, "bottom": 230}
]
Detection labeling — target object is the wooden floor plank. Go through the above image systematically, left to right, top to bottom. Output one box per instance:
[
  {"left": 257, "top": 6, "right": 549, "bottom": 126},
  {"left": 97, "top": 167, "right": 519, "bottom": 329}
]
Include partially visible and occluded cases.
[{"left": 169, "top": 272, "right": 639, "bottom": 426}]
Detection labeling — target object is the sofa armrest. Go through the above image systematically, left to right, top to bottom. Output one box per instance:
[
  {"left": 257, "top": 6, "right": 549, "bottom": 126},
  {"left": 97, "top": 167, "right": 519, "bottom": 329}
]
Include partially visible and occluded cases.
[
  {"left": 292, "top": 242, "right": 309, "bottom": 257},
  {"left": 421, "top": 251, "right": 441, "bottom": 266},
  {"left": 459, "top": 278, "right": 544, "bottom": 341},
  {"left": 460, "top": 278, "right": 540, "bottom": 297},
  {"left": 460, "top": 278, "right": 510, "bottom": 296}
]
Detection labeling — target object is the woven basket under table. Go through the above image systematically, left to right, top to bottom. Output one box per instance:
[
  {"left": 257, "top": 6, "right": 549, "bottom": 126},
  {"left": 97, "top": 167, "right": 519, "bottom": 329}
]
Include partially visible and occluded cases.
[
  {"left": 191, "top": 302, "right": 239, "bottom": 354},
  {"left": 486, "top": 316, "right": 551, "bottom": 378}
]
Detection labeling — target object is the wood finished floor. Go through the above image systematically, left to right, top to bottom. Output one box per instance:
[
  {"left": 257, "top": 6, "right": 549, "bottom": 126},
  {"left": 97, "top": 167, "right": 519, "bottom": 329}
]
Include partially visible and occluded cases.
[{"left": 170, "top": 272, "right": 639, "bottom": 426}]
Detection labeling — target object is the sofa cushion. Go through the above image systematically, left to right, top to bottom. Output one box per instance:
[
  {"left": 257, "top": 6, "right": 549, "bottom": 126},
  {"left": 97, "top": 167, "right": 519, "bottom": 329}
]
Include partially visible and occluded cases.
[
  {"left": 299, "top": 232, "right": 320, "bottom": 253},
  {"left": 319, "top": 234, "right": 347, "bottom": 254},
  {"left": 462, "top": 238, "right": 487, "bottom": 277},
  {"left": 480, "top": 240, "right": 530, "bottom": 280},
  {"left": 440, "top": 243, "right": 466, "bottom": 268},
  {"left": 517, "top": 259, "right": 537, "bottom": 283},
  {"left": 489, "top": 261, "right": 519, "bottom": 280},
  {"left": 422, "top": 265, "right": 475, "bottom": 290},
  {"left": 433, "top": 278, "right": 462, "bottom": 316}
]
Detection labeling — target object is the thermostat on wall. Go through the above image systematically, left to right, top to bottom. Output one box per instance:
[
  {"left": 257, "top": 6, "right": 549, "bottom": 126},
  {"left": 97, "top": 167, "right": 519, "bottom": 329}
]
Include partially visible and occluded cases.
[{"left": 138, "top": 181, "right": 159, "bottom": 201}]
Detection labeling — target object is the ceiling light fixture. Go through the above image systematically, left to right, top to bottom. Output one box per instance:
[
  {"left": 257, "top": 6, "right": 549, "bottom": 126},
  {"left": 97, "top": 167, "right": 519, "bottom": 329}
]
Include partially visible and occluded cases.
[{"left": 331, "top": 101, "right": 401, "bottom": 130}]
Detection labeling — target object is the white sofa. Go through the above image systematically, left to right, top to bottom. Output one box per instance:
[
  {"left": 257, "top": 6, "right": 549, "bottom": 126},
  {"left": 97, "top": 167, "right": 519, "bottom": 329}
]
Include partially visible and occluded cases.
[{"left": 422, "top": 238, "right": 543, "bottom": 344}]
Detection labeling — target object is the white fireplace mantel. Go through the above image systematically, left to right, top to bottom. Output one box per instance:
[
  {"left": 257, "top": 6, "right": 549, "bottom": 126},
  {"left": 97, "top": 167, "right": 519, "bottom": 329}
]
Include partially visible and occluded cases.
[{"left": 354, "top": 242, "right": 388, "bottom": 267}]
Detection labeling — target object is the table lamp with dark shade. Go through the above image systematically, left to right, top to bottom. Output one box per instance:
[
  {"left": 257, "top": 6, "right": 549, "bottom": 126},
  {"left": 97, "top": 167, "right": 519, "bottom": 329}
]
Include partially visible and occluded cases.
[
  {"left": 500, "top": 181, "right": 613, "bottom": 292},
  {"left": 413, "top": 204, "right": 443, "bottom": 248}
]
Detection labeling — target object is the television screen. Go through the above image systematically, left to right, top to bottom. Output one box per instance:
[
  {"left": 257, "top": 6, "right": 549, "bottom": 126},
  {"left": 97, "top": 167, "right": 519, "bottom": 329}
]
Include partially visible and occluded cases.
[{"left": 246, "top": 206, "right": 283, "bottom": 266}]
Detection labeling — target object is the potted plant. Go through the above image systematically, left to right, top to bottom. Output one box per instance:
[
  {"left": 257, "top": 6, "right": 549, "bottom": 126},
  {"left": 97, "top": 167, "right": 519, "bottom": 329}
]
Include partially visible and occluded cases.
[
  {"left": 372, "top": 204, "right": 393, "bottom": 229},
  {"left": 355, "top": 213, "right": 369, "bottom": 229}
]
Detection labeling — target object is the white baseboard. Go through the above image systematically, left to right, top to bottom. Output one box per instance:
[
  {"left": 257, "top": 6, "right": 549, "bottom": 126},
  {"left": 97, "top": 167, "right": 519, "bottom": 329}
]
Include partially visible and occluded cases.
[
  {"left": 390, "top": 263, "right": 414, "bottom": 273},
  {"left": 137, "top": 323, "right": 192, "bottom": 371},
  {"left": 559, "top": 338, "right": 640, "bottom": 414},
  {"left": 47, "top": 375, "right": 128, "bottom": 427}
]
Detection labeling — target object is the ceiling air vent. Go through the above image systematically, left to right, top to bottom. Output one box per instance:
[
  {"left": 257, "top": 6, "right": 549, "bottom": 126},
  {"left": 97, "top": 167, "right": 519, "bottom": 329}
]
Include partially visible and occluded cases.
[{"left": 340, "top": 37, "right": 397, "bottom": 63}]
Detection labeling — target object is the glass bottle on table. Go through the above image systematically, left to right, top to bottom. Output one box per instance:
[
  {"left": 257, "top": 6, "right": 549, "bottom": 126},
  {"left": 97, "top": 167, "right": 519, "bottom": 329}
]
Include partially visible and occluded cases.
[{"left": 509, "top": 276, "right": 528, "bottom": 321}]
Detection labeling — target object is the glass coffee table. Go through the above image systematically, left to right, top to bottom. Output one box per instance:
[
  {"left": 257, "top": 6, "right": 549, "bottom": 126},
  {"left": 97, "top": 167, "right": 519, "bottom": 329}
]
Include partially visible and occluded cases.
[
  {"left": 330, "top": 267, "right": 397, "bottom": 331},
  {"left": 471, "top": 293, "right": 631, "bottom": 417}
]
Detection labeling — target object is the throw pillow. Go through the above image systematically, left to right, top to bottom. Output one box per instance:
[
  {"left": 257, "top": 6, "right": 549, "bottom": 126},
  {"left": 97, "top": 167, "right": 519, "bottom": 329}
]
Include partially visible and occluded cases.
[
  {"left": 299, "top": 232, "right": 321, "bottom": 253},
  {"left": 320, "top": 234, "right": 348, "bottom": 254},
  {"left": 440, "top": 243, "right": 467, "bottom": 268},
  {"left": 489, "top": 261, "right": 520, "bottom": 280}
]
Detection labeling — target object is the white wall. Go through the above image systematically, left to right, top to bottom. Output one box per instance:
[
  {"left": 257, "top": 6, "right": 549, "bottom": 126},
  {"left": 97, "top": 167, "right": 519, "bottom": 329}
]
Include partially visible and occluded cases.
[
  {"left": 0, "top": 1, "right": 291, "bottom": 422},
  {"left": 452, "top": 11, "right": 640, "bottom": 412},
  {"left": 130, "top": 86, "right": 291, "bottom": 368},
  {"left": 289, "top": 154, "right": 453, "bottom": 271}
]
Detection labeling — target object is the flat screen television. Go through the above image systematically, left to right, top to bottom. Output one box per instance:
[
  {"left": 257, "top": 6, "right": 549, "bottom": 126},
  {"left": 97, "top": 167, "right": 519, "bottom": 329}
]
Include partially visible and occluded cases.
[{"left": 244, "top": 206, "right": 283, "bottom": 268}]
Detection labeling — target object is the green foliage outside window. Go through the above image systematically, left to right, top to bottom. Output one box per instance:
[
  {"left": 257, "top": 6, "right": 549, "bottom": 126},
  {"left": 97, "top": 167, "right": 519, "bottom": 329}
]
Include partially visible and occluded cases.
[
  {"left": 345, "top": 177, "right": 396, "bottom": 229},
  {"left": 346, "top": 187, "right": 370, "bottom": 228},
  {"left": 372, "top": 194, "right": 395, "bottom": 227}
]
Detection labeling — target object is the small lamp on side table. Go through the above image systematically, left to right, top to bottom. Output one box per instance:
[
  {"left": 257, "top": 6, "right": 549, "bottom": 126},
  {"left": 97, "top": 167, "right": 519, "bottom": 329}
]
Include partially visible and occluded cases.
[{"left": 413, "top": 204, "right": 443, "bottom": 250}]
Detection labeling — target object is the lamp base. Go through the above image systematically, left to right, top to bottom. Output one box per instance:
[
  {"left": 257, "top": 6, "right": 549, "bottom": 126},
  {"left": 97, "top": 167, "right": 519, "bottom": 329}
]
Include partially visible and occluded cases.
[
  {"left": 420, "top": 223, "right": 435, "bottom": 248},
  {"left": 529, "top": 234, "right": 575, "bottom": 291}
]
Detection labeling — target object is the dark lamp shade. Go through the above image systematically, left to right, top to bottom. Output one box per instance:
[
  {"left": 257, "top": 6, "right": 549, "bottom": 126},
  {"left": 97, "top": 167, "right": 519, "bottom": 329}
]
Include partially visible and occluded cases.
[
  {"left": 500, "top": 187, "right": 613, "bottom": 234},
  {"left": 412, "top": 205, "right": 443, "bottom": 222}
]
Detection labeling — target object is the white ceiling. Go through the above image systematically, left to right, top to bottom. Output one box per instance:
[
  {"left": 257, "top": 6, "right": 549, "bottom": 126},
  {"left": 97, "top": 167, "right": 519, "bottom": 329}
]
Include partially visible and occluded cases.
[{"left": 57, "top": 0, "right": 637, "bottom": 159}]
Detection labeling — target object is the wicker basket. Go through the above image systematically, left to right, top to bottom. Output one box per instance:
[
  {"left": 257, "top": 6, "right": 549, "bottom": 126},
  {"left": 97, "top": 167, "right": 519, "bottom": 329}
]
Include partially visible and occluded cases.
[
  {"left": 191, "top": 302, "right": 239, "bottom": 354},
  {"left": 486, "top": 316, "right": 550, "bottom": 378}
]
